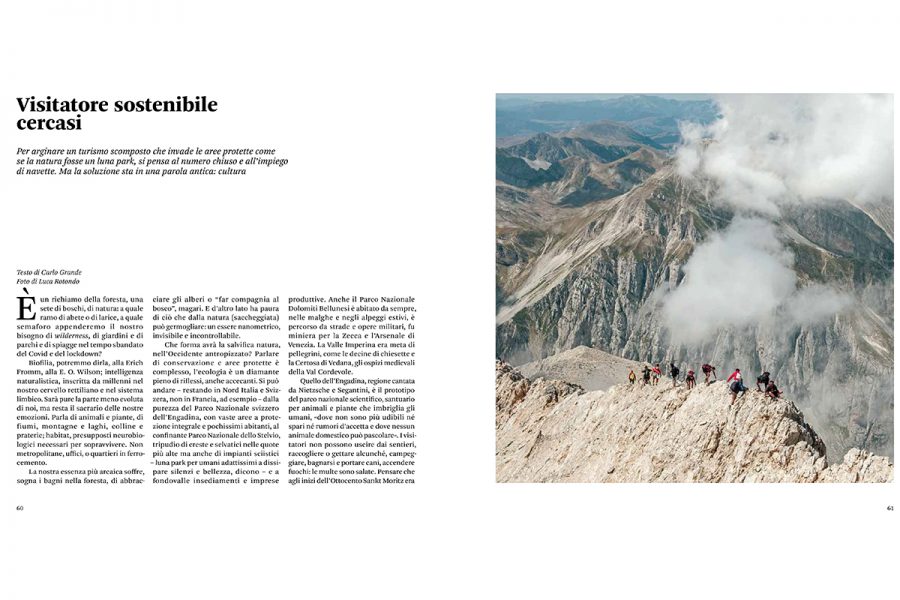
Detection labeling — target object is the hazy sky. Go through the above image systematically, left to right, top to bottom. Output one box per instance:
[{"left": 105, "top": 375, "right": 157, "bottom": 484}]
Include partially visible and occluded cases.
[{"left": 496, "top": 93, "right": 714, "bottom": 103}]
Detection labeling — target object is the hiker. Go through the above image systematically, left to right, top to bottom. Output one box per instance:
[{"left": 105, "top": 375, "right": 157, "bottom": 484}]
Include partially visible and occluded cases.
[
  {"left": 669, "top": 362, "right": 680, "bottom": 387},
  {"left": 651, "top": 363, "right": 661, "bottom": 385},
  {"left": 701, "top": 363, "right": 717, "bottom": 384},
  {"left": 641, "top": 365, "right": 651, "bottom": 386},
  {"left": 726, "top": 368, "right": 743, "bottom": 385},
  {"left": 727, "top": 368, "right": 747, "bottom": 404},
  {"left": 628, "top": 369, "right": 636, "bottom": 385},
  {"left": 685, "top": 369, "right": 696, "bottom": 389},
  {"left": 756, "top": 371, "right": 770, "bottom": 391},
  {"left": 765, "top": 380, "right": 781, "bottom": 399}
]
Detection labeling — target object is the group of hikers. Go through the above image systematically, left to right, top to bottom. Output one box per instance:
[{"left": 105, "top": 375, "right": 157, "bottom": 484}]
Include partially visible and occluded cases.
[{"left": 627, "top": 362, "right": 782, "bottom": 404}]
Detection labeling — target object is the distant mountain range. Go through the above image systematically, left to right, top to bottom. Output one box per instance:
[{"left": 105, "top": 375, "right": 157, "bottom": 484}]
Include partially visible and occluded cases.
[{"left": 496, "top": 94, "right": 719, "bottom": 146}]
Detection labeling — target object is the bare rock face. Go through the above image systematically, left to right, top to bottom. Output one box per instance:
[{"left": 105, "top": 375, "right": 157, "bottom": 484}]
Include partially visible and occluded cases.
[
  {"left": 496, "top": 362, "right": 892, "bottom": 483},
  {"left": 496, "top": 362, "right": 582, "bottom": 428},
  {"left": 819, "top": 448, "right": 894, "bottom": 483}
]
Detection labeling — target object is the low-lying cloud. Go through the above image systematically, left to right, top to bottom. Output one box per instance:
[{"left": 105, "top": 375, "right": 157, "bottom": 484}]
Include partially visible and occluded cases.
[{"left": 660, "top": 217, "right": 851, "bottom": 345}]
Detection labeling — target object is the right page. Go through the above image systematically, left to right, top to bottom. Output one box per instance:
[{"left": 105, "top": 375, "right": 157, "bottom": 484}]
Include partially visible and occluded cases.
[{"left": 496, "top": 93, "right": 894, "bottom": 482}]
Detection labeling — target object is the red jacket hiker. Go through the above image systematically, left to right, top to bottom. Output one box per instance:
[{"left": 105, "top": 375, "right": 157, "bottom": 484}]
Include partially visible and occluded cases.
[{"left": 726, "top": 369, "right": 742, "bottom": 383}]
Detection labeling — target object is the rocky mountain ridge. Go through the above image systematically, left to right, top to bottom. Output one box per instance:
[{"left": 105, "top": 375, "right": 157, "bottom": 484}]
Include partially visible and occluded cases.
[
  {"left": 518, "top": 345, "right": 643, "bottom": 392},
  {"left": 496, "top": 362, "right": 893, "bottom": 483}
]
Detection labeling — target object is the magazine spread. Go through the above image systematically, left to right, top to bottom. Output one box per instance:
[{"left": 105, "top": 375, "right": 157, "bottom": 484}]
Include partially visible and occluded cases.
[{"left": 2, "top": 1, "right": 898, "bottom": 599}]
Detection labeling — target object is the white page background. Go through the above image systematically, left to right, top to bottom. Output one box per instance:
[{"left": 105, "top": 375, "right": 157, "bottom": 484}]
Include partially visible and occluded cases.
[{"left": 1, "top": 1, "right": 897, "bottom": 598}]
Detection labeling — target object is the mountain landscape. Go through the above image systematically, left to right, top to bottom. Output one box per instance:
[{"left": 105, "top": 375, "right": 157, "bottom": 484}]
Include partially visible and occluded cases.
[{"left": 495, "top": 94, "right": 894, "bottom": 472}]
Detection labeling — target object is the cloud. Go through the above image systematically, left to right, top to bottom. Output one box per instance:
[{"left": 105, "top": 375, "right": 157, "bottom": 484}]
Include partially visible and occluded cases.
[
  {"left": 676, "top": 94, "right": 893, "bottom": 214},
  {"left": 660, "top": 95, "right": 890, "bottom": 345},
  {"left": 660, "top": 217, "right": 801, "bottom": 344},
  {"left": 660, "top": 218, "right": 852, "bottom": 345},
  {"left": 783, "top": 284, "right": 852, "bottom": 326}
]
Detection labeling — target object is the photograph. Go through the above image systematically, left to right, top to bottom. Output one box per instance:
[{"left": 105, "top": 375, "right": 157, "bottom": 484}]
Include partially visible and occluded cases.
[{"left": 496, "top": 94, "right": 894, "bottom": 482}]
